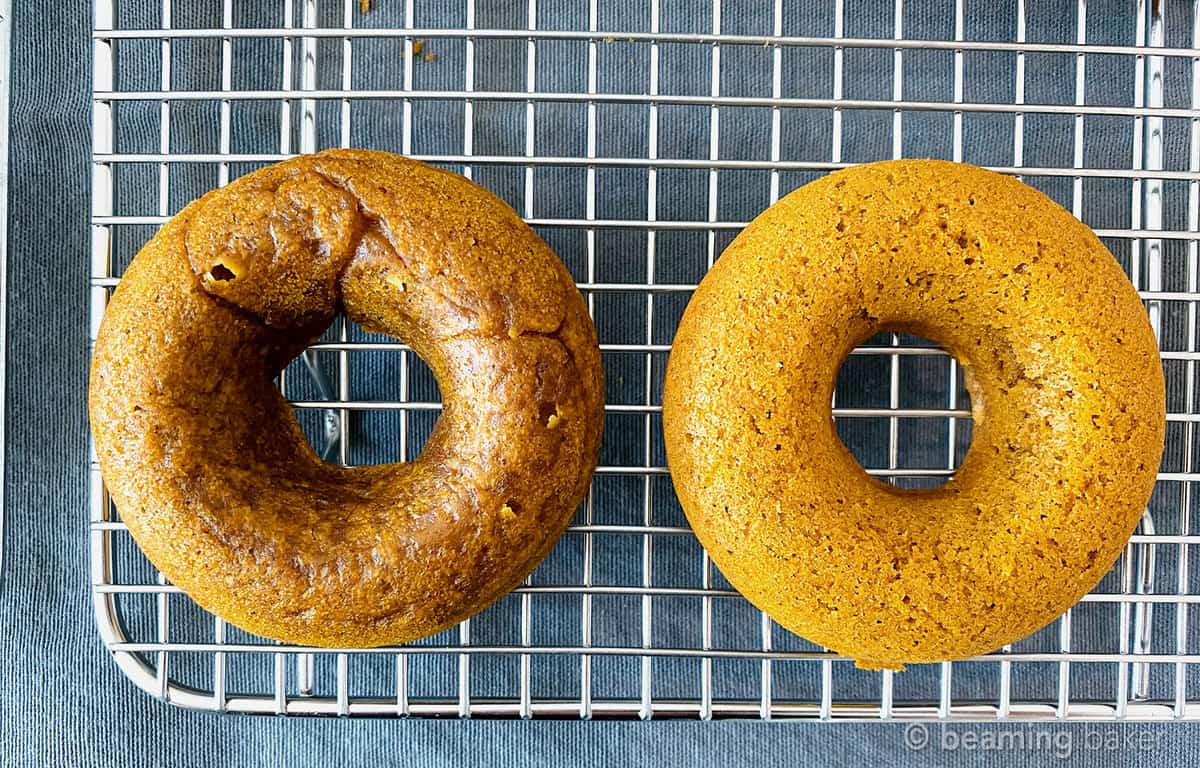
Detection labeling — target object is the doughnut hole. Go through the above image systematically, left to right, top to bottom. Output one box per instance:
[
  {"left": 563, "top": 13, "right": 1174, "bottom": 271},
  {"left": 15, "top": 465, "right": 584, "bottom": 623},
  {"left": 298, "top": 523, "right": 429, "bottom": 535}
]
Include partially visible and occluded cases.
[
  {"left": 281, "top": 318, "right": 443, "bottom": 467},
  {"left": 833, "top": 331, "right": 973, "bottom": 490}
]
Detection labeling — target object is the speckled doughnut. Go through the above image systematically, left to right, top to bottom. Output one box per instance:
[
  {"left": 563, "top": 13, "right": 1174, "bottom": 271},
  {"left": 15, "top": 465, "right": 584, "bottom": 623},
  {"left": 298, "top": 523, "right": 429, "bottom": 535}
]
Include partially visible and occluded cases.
[{"left": 662, "top": 159, "right": 1164, "bottom": 669}]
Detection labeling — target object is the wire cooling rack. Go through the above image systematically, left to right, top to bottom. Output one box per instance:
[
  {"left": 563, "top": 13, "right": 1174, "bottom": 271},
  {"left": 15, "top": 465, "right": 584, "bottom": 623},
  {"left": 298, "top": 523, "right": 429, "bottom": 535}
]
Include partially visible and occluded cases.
[{"left": 91, "top": 0, "right": 1200, "bottom": 720}]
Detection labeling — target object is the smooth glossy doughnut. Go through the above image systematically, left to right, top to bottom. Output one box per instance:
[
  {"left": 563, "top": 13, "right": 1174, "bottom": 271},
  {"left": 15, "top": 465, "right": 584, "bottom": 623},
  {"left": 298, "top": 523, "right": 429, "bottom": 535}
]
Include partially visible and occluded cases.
[{"left": 90, "top": 149, "right": 604, "bottom": 647}]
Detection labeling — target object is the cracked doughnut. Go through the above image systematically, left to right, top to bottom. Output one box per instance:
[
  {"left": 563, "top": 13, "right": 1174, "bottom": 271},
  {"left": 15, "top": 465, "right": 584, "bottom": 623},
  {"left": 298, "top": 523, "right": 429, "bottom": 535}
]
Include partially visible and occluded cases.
[
  {"left": 89, "top": 149, "right": 604, "bottom": 647},
  {"left": 662, "top": 159, "right": 1165, "bottom": 669}
]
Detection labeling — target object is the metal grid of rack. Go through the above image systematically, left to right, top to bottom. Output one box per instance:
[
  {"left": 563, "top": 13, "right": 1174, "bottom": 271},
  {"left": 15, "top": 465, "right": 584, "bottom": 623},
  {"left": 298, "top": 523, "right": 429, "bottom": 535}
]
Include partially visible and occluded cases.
[{"left": 91, "top": 0, "right": 1200, "bottom": 719}]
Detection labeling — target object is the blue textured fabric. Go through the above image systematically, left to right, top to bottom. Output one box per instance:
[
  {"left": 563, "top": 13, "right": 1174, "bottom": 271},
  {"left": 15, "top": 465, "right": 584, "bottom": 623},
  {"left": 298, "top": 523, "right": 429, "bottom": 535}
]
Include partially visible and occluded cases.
[{"left": 4, "top": 1, "right": 1200, "bottom": 766}]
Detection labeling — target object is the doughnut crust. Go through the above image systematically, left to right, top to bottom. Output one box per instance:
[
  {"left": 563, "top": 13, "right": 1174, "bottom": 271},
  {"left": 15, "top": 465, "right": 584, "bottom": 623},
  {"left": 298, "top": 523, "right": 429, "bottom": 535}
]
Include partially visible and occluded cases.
[
  {"left": 90, "top": 149, "right": 604, "bottom": 647},
  {"left": 662, "top": 159, "right": 1164, "bottom": 669}
]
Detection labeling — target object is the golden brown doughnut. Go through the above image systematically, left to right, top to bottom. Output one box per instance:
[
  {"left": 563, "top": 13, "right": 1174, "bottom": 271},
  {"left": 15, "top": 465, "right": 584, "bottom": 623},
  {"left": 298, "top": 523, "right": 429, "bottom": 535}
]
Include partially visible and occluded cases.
[
  {"left": 89, "top": 149, "right": 604, "bottom": 647},
  {"left": 662, "top": 159, "right": 1164, "bottom": 669}
]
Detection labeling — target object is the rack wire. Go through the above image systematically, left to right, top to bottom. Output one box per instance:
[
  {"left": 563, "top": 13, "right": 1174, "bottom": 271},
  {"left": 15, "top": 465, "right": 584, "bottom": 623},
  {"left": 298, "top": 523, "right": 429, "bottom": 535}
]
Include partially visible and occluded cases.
[{"left": 90, "top": 0, "right": 1200, "bottom": 720}]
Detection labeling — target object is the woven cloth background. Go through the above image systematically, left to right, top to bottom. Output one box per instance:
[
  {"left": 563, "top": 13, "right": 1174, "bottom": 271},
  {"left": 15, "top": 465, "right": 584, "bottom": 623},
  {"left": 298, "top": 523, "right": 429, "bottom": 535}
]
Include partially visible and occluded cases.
[{"left": 4, "top": 1, "right": 1200, "bottom": 766}]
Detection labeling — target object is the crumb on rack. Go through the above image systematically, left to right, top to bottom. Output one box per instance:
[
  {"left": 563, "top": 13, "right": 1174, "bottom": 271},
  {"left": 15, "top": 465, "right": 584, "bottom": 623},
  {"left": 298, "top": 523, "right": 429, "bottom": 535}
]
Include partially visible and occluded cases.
[
  {"left": 359, "top": 0, "right": 369, "bottom": 12},
  {"left": 401, "top": 39, "right": 436, "bottom": 62}
]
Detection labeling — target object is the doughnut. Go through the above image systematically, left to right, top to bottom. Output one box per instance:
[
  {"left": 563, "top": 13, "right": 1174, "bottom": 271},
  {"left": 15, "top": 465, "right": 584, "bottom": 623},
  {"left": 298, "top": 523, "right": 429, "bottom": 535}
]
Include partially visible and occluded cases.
[
  {"left": 89, "top": 149, "right": 604, "bottom": 647},
  {"left": 662, "top": 159, "right": 1164, "bottom": 669}
]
